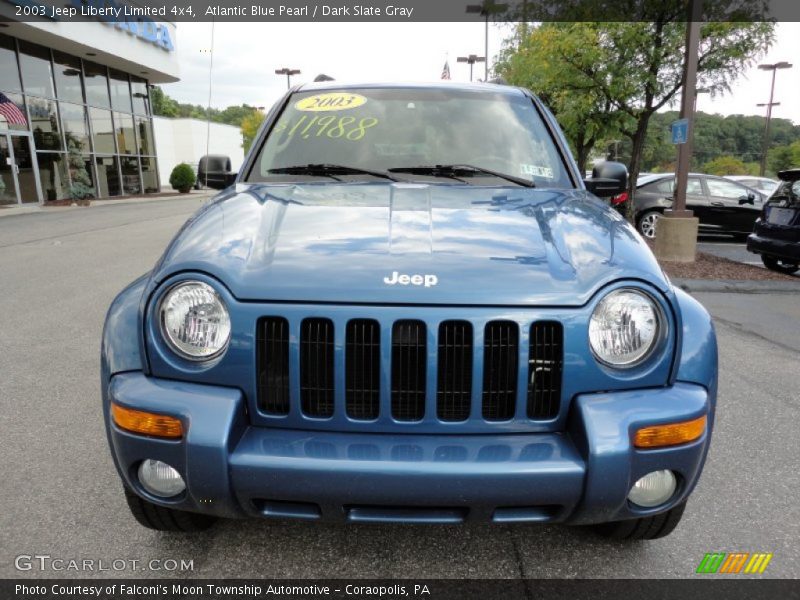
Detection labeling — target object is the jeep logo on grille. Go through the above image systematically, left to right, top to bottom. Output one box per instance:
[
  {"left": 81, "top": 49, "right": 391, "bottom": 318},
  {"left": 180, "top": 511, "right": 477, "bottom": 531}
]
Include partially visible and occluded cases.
[{"left": 383, "top": 271, "right": 438, "bottom": 287}]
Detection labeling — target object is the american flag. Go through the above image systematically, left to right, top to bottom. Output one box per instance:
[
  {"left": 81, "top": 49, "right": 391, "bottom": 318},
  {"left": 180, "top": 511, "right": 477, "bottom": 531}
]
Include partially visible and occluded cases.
[
  {"left": 441, "top": 60, "right": 451, "bottom": 80},
  {"left": 0, "top": 92, "right": 27, "bottom": 127}
]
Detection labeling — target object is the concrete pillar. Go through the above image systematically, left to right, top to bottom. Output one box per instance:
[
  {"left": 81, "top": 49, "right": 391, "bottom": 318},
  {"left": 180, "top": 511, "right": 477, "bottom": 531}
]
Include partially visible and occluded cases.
[{"left": 654, "top": 212, "right": 699, "bottom": 263}]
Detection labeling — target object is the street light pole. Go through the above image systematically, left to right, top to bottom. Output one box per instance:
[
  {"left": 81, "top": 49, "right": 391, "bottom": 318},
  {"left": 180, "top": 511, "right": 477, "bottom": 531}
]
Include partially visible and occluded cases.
[
  {"left": 466, "top": 2, "right": 507, "bottom": 81},
  {"left": 457, "top": 55, "right": 485, "bottom": 82},
  {"left": 758, "top": 62, "right": 792, "bottom": 176},
  {"left": 275, "top": 67, "right": 301, "bottom": 90}
]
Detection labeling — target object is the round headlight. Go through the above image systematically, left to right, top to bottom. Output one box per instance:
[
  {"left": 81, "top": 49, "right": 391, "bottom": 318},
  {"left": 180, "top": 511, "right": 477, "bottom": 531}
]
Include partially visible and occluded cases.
[
  {"left": 159, "top": 281, "right": 231, "bottom": 360},
  {"left": 588, "top": 289, "right": 662, "bottom": 367}
]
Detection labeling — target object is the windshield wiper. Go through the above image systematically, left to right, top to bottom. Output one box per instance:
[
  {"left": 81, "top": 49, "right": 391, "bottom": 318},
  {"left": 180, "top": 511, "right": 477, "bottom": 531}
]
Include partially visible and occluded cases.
[
  {"left": 268, "top": 164, "right": 401, "bottom": 182},
  {"left": 389, "top": 164, "right": 535, "bottom": 188}
]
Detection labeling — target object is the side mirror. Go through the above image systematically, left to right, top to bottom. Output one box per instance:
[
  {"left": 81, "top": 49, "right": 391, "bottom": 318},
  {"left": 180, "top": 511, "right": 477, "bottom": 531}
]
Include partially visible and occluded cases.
[
  {"left": 584, "top": 161, "right": 628, "bottom": 198},
  {"left": 207, "top": 172, "right": 237, "bottom": 190},
  {"left": 738, "top": 194, "right": 755, "bottom": 205}
]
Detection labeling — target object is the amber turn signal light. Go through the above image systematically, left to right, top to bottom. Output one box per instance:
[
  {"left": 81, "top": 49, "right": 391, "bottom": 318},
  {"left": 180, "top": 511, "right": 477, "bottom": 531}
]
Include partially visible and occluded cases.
[
  {"left": 111, "top": 403, "right": 183, "bottom": 439},
  {"left": 634, "top": 415, "right": 707, "bottom": 449}
]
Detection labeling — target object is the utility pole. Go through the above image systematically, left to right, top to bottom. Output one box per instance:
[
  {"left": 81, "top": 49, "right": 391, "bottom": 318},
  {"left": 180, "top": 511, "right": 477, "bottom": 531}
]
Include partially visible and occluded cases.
[
  {"left": 654, "top": 0, "right": 701, "bottom": 263},
  {"left": 466, "top": 2, "right": 507, "bottom": 81},
  {"left": 457, "top": 54, "right": 485, "bottom": 82},
  {"left": 757, "top": 62, "right": 792, "bottom": 176},
  {"left": 275, "top": 67, "right": 301, "bottom": 90}
]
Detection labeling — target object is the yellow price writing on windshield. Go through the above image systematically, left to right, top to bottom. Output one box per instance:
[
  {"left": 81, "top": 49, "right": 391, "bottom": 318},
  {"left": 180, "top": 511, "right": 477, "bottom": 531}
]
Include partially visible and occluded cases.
[
  {"left": 295, "top": 93, "right": 368, "bottom": 112},
  {"left": 274, "top": 116, "right": 379, "bottom": 141}
]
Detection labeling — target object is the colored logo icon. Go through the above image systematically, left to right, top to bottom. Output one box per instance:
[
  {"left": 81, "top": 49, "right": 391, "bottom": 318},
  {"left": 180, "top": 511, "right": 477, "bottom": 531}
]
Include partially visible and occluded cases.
[{"left": 696, "top": 552, "right": 773, "bottom": 574}]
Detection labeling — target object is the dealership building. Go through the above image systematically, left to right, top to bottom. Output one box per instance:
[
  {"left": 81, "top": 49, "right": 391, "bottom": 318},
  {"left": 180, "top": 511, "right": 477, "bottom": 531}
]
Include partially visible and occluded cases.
[{"left": 0, "top": 8, "right": 182, "bottom": 205}]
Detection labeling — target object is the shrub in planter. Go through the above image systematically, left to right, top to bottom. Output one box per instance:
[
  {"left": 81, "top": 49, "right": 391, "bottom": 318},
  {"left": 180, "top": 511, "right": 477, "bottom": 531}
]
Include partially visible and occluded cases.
[{"left": 170, "top": 163, "right": 196, "bottom": 193}]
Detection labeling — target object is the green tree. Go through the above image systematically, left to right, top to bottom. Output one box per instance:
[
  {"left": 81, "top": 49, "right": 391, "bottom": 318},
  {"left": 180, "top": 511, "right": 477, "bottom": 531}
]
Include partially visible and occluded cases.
[
  {"left": 497, "top": 8, "right": 774, "bottom": 221},
  {"left": 150, "top": 86, "right": 179, "bottom": 117},
  {"left": 241, "top": 111, "right": 266, "bottom": 153},
  {"left": 768, "top": 141, "right": 800, "bottom": 175},
  {"left": 702, "top": 155, "right": 748, "bottom": 176}
]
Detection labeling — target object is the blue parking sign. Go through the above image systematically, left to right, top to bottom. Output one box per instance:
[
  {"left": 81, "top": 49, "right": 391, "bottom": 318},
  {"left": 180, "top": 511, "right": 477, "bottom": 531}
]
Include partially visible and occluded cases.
[{"left": 671, "top": 119, "right": 689, "bottom": 144}]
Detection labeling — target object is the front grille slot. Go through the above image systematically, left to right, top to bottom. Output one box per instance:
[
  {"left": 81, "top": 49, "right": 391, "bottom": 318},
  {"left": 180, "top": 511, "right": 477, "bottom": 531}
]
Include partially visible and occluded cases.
[
  {"left": 256, "top": 317, "right": 290, "bottom": 415},
  {"left": 300, "top": 318, "right": 334, "bottom": 418},
  {"left": 346, "top": 319, "right": 381, "bottom": 420},
  {"left": 391, "top": 320, "right": 427, "bottom": 421},
  {"left": 437, "top": 320, "right": 473, "bottom": 421},
  {"left": 482, "top": 321, "right": 519, "bottom": 421},
  {"left": 527, "top": 321, "right": 563, "bottom": 419}
]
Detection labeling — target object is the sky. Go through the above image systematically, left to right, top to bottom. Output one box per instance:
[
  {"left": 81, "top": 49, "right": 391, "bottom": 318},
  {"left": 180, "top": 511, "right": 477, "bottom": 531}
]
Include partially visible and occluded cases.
[{"left": 161, "top": 21, "right": 800, "bottom": 125}]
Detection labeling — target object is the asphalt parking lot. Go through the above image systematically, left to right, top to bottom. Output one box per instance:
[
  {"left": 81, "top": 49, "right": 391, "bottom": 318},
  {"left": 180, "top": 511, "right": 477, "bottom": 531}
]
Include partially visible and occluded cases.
[{"left": 1, "top": 197, "right": 798, "bottom": 579}]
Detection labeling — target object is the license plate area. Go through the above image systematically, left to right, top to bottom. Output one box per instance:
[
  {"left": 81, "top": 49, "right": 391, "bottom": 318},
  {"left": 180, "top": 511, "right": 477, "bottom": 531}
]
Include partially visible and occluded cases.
[{"left": 767, "top": 207, "right": 798, "bottom": 226}]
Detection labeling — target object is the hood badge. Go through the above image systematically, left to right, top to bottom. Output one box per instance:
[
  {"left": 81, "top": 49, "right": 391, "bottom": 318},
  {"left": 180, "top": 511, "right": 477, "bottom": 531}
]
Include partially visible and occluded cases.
[{"left": 383, "top": 271, "right": 438, "bottom": 288}]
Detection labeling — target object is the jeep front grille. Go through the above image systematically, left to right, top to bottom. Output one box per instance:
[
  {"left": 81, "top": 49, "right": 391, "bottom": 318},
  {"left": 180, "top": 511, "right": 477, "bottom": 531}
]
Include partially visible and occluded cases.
[
  {"left": 256, "top": 315, "right": 563, "bottom": 425},
  {"left": 256, "top": 317, "right": 290, "bottom": 415},
  {"left": 345, "top": 319, "right": 381, "bottom": 420},
  {"left": 391, "top": 320, "right": 427, "bottom": 421}
]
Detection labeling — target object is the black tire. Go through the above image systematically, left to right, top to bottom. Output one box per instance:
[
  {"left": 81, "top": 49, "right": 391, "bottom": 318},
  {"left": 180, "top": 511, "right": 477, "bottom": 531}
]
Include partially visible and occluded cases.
[
  {"left": 636, "top": 210, "right": 661, "bottom": 239},
  {"left": 762, "top": 254, "right": 800, "bottom": 275},
  {"left": 124, "top": 488, "right": 216, "bottom": 532},
  {"left": 590, "top": 501, "right": 686, "bottom": 541}
]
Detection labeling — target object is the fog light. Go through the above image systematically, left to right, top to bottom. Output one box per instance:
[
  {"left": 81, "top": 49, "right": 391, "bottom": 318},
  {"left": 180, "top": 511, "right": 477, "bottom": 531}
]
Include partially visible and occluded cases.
[
  {"left": 138, "top": 459, "right": 185, "bottom": 498},
  {"left": 627, "top": 470, "right": 677, "bottom": 508}
]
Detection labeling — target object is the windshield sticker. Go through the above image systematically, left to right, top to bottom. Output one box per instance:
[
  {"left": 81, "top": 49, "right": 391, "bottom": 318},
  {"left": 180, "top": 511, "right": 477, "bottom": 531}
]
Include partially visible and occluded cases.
[
  {"left": 295, "top": 93, "right": 368, "bottom": 112},
  {"left": 274, "top": 116, "right": 379, "bottom": 141},
  {"left": 520, "top": 164, "right": 554, "bottom": 179}
]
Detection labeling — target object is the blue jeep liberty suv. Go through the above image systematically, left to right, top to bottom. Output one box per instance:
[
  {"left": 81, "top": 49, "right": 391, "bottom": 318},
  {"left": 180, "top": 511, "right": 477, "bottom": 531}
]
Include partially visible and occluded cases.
[{"left": 102, "top": 82, "right": 717, "bottom": 540}]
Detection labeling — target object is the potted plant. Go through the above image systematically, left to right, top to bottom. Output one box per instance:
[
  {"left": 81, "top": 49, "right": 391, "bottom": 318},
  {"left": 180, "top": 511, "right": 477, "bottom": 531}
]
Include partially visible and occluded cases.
[{"left": 169, "top": 163, "right": 196, "bottom": 194}]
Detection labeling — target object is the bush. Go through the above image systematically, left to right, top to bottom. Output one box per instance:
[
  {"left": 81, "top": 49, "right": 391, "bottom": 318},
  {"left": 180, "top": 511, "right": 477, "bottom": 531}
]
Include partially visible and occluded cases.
[{"left": 169, "top": 163, "right": 196, "bottom": 192}]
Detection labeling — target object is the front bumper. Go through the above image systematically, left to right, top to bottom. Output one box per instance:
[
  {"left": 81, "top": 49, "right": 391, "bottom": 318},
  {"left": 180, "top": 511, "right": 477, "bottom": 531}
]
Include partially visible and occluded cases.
[{"left": 106, "top": 373, "right": 712, "bottom": 525}]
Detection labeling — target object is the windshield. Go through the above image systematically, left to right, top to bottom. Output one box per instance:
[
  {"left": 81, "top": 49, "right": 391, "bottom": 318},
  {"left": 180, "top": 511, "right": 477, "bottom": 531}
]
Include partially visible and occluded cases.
[{"left": 249, "top": 87, "right": 573, "bottom": 188}]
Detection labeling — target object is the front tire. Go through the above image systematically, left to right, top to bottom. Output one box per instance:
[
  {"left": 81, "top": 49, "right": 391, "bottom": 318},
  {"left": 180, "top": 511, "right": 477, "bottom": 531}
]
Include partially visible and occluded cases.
[
  {"left": 637, "top": 210, "right": 661, "bottom": 239},
  {"left": 762, "top": 254, "right": 799, "bottom": 274},
  {"left": 124, "top": 488, "right": 217, "bottom": 532},
  {"left": 591, "top": 501, "right": 686, "bottom": 540}
]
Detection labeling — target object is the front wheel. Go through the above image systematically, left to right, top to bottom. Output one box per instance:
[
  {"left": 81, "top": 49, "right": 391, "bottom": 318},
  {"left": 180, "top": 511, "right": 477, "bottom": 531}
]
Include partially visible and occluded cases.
[
  {"left": 637, "top": 210, "right": 661, "bottom": 239},
  {"left": 762, "top": 255, "right": 799, "bottom": 275},
  {"left": 124, "top": 488, "right": 216, "bottom": 532},
  {"left": 590, "top": 501, "right": 686, "bottom": 540}
]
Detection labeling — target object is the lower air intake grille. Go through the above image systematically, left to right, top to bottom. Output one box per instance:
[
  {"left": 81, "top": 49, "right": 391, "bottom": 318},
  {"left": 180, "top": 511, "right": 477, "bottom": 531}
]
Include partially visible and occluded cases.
[
  {"left": 256, "top": 317, "right": 290, "bottom": 415},
  {"left": 300, "top": 318, "right": 334, "bottom": 418},
  {"left": 346, "top": 319, "right": 381, "bottom": 420},
  {"left": 391, "top": 320, "right": 427, "bottom": 421},
  {"left": 437, "top": 321, "right": 473, "bottom": 421},
  {"left": 482, "top": 321, "right": 518, "bottom": 421},
  {"left": 527, "top": 321, "right": 563, "bottom": 419}
]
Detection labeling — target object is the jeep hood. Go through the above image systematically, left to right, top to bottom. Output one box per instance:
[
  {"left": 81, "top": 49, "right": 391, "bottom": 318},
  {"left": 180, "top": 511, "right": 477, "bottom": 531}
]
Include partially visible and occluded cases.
[{"left": 153, "top": 183, "right": 669, "bottom": 307}]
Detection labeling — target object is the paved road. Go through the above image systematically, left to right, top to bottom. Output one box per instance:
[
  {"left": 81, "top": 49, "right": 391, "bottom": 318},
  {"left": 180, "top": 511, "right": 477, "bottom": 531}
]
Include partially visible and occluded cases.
[{"left": 1, "top": 199, "right": 798, "bottom": 579}]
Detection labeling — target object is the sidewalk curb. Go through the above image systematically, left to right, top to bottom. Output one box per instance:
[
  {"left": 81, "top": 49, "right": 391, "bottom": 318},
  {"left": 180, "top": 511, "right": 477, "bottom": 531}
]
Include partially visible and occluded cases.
[
  {"left": 0, "top": 191, "right": 214, "bottom": 219},
  {"left": 674, "top": 278, "right": 800, "bottom": 294}
]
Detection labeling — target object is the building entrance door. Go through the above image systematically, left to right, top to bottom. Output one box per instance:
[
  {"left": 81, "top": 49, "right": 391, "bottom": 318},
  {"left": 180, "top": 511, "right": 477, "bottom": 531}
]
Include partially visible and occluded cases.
[{"left": 0, "top": 131, "right": 42, "bottom": 205}]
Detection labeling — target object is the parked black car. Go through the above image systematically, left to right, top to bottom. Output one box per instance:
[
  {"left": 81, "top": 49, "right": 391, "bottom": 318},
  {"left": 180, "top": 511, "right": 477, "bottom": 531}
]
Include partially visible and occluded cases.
[
  {"left": 195, "top": 154, "right": 234, "bottom": 190},
  {"left": 747, "top": 169, "right": 800, "bottom": 274},
  {"left": 630, "top": 173, "right": 766, "bottom": 239}
]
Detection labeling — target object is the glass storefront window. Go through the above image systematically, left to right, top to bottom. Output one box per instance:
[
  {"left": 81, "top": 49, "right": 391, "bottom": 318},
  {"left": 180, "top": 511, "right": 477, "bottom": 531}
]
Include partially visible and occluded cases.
[
  {"left": 0, "top": 34, "right": 22, "bottom": 93},
  {"left": 18, "top": 41, "right": 55, "bottom": 99},
  {"left": 53, "top": 51, "right": 85, "bottom": 104},
  {"left": 83, "top": 61, "right": 110, "bottom": 108},
  {"left": 109, "top": 69, "right": 133, "bottom": 113},
  {"left": 130, "top": 76, "right": 150, "bottom": 115},
  {"left": 0, "top": 91, "right": 28, "bottom": 132},
  {"left": 28, "top": 97, "right": 63, "bottom": 151},
  {"left": 60, "top": 102, "right": 91, "bottom": 153},
  {"left": 89, "top": 107, "right": 115, "bottom": 154},
  {"left": 113, "top": 111, "right": 136, "bottom": 154},
  {"left": 135, "top": 116, "right": 154, "bottom": 155},
  {"left": 37, "top": 152, "right": 69, "bottom": 201},
  {"left": 95, "top": 155, "right": 120, "bottom": 197},
  {"left": 120, "top": 156, "right": 141, "bottom": 195},
  {"left": 140, "top": 157, "right": 159, "bottom": 193}
]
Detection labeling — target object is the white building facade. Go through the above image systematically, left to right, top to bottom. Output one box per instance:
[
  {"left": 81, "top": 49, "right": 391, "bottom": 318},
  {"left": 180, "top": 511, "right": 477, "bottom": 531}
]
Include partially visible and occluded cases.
[{"left": 0, "top": 1, "right": 179, "bottom": 204}]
